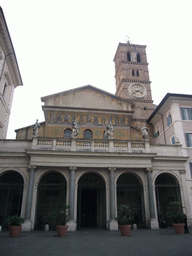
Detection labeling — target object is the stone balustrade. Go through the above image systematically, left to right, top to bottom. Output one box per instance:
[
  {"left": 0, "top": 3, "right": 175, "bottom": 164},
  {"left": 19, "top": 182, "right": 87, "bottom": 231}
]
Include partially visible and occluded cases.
[{"left": 32, "top": 136, "right": 150, "bottom": 153}]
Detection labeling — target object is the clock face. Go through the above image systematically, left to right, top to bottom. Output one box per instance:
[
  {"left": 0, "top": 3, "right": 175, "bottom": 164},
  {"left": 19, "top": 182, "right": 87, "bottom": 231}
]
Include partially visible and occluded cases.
[{"left": 130, "top": 83, "right": 146, "bottom": 98}]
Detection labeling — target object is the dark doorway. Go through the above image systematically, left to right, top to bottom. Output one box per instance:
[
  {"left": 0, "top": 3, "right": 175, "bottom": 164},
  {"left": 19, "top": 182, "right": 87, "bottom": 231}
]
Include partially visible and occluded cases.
[
  {"left": 0, "top": 171, "right": 24, "bottom": 228},
  {"left": 35, "top": 172, "right": 66, "bottom": 230},
  {"left": 77, "top": 172, "right": 106, "bottom": 229},
  {"left": 117, "top": 173, "right": 145, "bottom": 228},
  {"left": 155, "top": 173, "right": 181, "bottom": 227},
  {"left": 81, "top": 189, "right": 97, "bottom": 228}
]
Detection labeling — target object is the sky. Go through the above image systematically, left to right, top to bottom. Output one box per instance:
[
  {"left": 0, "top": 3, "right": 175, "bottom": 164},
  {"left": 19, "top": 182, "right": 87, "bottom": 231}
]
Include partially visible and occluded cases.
[{"left": 1, "top": 0, "right": 192, "bottom": 139}]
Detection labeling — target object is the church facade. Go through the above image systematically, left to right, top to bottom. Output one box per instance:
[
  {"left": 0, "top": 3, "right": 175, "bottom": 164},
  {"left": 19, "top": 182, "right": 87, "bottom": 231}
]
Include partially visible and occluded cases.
[{"left": 0, "top": 40, "right": 192, "bottom": 231}]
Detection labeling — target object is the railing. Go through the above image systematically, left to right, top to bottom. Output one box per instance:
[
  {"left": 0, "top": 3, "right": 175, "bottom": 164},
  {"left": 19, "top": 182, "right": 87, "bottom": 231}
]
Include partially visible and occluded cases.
[{"left": 32, "top": 137, "right": 150, "bottom": 153}]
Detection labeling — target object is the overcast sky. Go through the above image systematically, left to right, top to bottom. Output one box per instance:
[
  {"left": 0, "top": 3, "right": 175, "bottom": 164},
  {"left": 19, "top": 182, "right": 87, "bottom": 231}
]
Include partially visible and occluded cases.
[{"left": 1, "top": 0, "right": 191, "bottom": 139}]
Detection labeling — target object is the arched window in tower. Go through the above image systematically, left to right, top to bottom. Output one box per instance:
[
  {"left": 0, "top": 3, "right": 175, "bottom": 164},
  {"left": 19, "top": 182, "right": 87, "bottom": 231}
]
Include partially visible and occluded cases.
[
  {"left": 127, "top": 52, "right": 131, "bottom": 61},
  {"left": 137, "top": 53, "right": 141, "bottom": 62},
  {"left": 132, "top": 70, "right": 135, "bottom": 76},
  {"left": 137, "top": 70, "right": 139, "bottom": 77},
  {"left": 64, "top": 128, "right": 72, "bottom": 138},
  {"left": 84, "top": 129, "right": 92, "bottom": 139}
]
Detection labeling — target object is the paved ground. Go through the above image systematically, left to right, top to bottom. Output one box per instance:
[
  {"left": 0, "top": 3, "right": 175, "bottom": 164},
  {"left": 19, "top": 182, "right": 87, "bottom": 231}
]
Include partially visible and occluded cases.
[{"left": 0, "top": 228, "right": 191, "bottom": 256}]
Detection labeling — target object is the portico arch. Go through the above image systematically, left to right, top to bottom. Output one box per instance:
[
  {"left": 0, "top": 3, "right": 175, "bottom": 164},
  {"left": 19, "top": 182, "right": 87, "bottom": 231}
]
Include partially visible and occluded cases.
[
  {"left": 0, "top": 171, "right": 24, "bottom": 228},
  {"left": 35, "top": 171, "right": 67, "bottom": 230},
  {"left": 77, "top": 172, "right": 106, "bottom": 229},
  {"left": 117, "top": 172, "right": 145, "bottom": 228},
  {"left": 155, "top": 173, "right": 181, "bottom": 227}
]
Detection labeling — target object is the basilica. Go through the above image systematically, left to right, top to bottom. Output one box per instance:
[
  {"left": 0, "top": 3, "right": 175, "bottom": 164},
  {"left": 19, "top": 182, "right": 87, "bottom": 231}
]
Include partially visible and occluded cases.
[{"left": 0, "top": 7, "right": 192, "bottom": 231}]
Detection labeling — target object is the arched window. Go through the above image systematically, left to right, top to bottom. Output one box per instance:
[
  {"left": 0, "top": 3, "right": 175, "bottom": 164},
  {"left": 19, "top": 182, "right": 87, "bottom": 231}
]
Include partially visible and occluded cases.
[
  {"left": 127, "top": 52, "right": 131, "bottom": 61},
  {"left": 137, "top": 53, "right": 141, "bottom": 62},
  {"left": 132, "top": 70, "right": 135, "bottom": 76},
  {"left": 136, "top": 70, "right": 139, "bottom": 77},
  {"left": 64, "top": 128, "right": 72, "bottom": 138},
  {"left": 84, "top": 129, "right": 92, "bottom": 139}
]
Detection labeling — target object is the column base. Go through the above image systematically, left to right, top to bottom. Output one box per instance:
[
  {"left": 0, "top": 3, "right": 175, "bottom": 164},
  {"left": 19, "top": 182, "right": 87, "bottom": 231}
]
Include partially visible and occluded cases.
[
  {"left": 149, "top": 218, "right": 159, "bottom": 229},
  {"left": 109, "top": 219, "right": 118, "bottom": 230},
  {"left": 22, "top": 220, "right": 32, "bottom": 231},
  {"left": 66, "top": 220, "right": 77, "bottom": 231}
]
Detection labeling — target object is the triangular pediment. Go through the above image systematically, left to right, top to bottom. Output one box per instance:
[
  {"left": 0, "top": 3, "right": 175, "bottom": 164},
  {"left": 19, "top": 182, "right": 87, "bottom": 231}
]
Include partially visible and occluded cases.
[{"left": 41, "top": 85, "right": 132, "bottom": 111}]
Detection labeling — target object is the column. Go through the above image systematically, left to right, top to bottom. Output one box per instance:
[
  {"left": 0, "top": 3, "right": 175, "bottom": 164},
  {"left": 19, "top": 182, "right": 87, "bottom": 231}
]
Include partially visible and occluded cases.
[
  {"left": 23, "top": 166, "right": 35, "bottom": 231},
  {"left": 66, "top": 166, "right": 77, "bottom": 231},
  {"left": 108, "top": 167, "right": 118, "bottom": 230},
  {"left": 147, "top": 168, "right": 159, "bottom": 229}
]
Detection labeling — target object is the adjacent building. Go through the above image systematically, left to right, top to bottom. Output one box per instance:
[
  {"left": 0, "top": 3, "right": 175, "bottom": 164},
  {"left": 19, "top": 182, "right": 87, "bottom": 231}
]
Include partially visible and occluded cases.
[{"left": 0, "top": 7, "right": 23, "bottom": 139}]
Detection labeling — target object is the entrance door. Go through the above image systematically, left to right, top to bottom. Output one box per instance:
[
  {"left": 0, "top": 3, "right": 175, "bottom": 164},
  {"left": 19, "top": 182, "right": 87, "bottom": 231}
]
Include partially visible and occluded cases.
[
  {"left": 77, "top": 172, "right": 106, "bottom": 229},
  {"left": 155, "top": 173, "right": 181, "bottom": 227},
  {"left": 81, "top": 189, "right": 97, "bottom": 228}
]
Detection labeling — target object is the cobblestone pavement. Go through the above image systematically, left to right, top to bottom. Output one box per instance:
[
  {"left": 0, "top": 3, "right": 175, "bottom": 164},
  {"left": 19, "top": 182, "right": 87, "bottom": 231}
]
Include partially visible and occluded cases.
[{"left": 0, "top": 228, "right": 191, "bottom": 256}]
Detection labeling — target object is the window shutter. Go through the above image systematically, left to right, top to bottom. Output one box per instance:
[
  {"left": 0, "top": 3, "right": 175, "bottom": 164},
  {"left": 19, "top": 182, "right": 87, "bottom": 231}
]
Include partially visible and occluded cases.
[
  {"left": 181, "top": 107, "right": 185, "bottom": 120},
  {"left": 189, "top": 108, "right": 192, "bottom": 120},
  {"left": 186, "top": 133, "right": 190, "bottom": 147},
  {"left": 189, "top": 162, "right": 192, "bottom": 178}
]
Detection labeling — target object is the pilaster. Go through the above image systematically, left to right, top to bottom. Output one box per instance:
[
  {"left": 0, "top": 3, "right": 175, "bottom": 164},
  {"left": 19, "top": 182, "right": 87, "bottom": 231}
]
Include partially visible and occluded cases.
[
  {"left": 22, "top": 165, "right": 36, "bottom": 231},
  {"left": 66, "top": 166, "right": 77, "bottom": 231},
  {"left": 108, "top": 167, "right": 118, "bottom": 230},
  {"left": 146, "top": 168, "right": 159, "bottom": 229}
]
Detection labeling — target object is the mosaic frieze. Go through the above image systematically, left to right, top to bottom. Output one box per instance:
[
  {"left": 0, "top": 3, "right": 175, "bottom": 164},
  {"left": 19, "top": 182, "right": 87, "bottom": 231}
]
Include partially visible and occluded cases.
[{"left": 47, "top": 111, "right": 129, "bottom": 126}]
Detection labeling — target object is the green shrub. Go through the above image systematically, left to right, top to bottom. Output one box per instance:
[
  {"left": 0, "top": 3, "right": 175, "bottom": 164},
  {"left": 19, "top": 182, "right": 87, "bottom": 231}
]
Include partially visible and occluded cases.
[
  {"left": 116, "top": 204, "right": 133, "bottom": 225},
  {"left": 6, "top": 215, "right": 25, "bottom": 226}
]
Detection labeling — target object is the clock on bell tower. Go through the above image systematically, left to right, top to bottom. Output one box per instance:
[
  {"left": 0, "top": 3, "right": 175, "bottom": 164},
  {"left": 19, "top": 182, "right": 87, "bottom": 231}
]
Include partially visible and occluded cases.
[{"left": 113, "top": 42, "right": 155, "bottom": 123}]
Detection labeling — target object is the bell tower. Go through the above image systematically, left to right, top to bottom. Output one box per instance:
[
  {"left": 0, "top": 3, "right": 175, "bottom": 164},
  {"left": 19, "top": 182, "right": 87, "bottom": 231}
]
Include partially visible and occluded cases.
[{"left": 113, "top": 42, "right": 155, "bottom": 123}]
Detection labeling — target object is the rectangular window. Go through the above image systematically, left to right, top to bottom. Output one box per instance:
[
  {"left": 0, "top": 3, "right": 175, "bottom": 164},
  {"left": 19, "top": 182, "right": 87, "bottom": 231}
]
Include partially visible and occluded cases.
[
  {"left": 181, "top": 107, "right": 192, "bottom": 120},
  {"left": 167, "top": 114, "right": 172, "bottom": 127},
  {"left": 155, "top": 131, "right": 159, "bottom": 138},
  {"left": 185, "top": 133, "right": 192, "bottom": 147},
  {"left": 171, "top": 136, "right": 175, "bottom": 145},
  {"left": 189, "top": 162, "right": 192, "bottom": 178}
]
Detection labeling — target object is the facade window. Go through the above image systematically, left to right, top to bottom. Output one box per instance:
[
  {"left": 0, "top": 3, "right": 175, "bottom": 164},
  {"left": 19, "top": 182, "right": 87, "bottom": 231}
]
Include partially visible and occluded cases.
[
  {"left": 127, "top": 52, "right": 131, "bottom": 61},
  {"left": 137, "top": 53, "right": 141, "bottom": 62},
  {"left": 132, "top": 70, "right": 135, "bottom": 76},
  {"left": 136, "top": 70, "right": 139, "bottom": 76},
  {"left": 181, "top": 107, "right": 192, "bottom": 120},
  {"left": 167, "top": 114, "right": 172, "bottom": 127},
  {"left": 64, "top": 128, "right": 72, "bottom": 138},
  {"left": 84, "top": 129, "right": 92, "bottom": 139},
  {"left": 155, "top": 131, "right": 159, "bottom": 138},
  {"left": 185, "top": 133, "right": 192, "bottom": 147},
  {"left": 171, "top": 136, "right": 175, "bottom": 145},
  {"left": 189, "top": 162, "right": 192, "bottom": 178}
]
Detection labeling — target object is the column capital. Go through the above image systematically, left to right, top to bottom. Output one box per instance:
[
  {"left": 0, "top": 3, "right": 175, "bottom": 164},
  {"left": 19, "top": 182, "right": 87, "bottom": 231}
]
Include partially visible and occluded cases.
[
  {"left": 28, "top": 165, "right": 36, "bottom": 170},
  {"left": 69, "top": 166, "right": 77, "bottom": 171},
  {"left": 109, "top": 167, "right": 116, "bottom": 172},
  {"left": 146, "top": 167, "right": 153, "bottom": 173},
  {"left": 179, "top": 169, "right": 186, "bottom": 174}
]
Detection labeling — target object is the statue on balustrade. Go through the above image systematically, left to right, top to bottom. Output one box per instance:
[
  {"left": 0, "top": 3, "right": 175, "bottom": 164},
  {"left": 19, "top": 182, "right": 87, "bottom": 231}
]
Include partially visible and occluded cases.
[
  {"left": 33, "top": 119, "right": 40, "bottom": 136},
  {"left": 71, "top": 120, "right": 79, "bottom": 139},
  {"left": 104, "top": 121, "right": 114, "bottom": 139},
  {"left": 141, "top": 124, "right": 149, "bottom": 141}
]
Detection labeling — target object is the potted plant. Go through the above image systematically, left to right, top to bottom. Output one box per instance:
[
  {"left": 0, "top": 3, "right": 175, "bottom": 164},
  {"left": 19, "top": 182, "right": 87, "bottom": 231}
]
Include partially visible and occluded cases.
[
  {"left": 166, "top": 201, "right": 185, "bottom": 234},
  {"left": 51, "top": 204, "right": 69, "bottom": 237},
  {"left": 116, "top": 204, "right": 133, "bottom": 236},
  {"left": 6, "top": 215, "right": 24, "bottom": 238}
]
